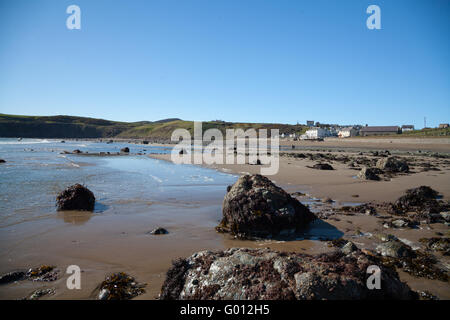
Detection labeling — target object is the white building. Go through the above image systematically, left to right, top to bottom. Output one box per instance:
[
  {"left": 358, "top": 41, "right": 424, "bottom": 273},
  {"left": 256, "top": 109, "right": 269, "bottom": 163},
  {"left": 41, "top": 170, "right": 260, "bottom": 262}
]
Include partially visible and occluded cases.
[
  {"left": 401, "top": 125, "right": 414, "bottom": 132},
  {"left": 304, "top": 127, "right": 328, "bottom": 139},
  {"left": 338, "top": 127, "right": 358, "bottom": 138}
]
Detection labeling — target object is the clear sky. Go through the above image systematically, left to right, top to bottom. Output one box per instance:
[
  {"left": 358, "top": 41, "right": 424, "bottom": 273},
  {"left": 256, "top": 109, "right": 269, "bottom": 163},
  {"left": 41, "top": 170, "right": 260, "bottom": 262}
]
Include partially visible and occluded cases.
[{"left": 0, "top": 0, "right": 449, "bottom": 128}]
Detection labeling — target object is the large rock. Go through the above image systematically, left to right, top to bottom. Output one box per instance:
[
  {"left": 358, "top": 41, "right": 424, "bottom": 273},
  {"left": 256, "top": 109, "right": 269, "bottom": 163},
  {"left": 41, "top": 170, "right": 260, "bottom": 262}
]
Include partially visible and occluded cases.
[
  {"left": 376, "top": 157, "right": 409, "bottom": 173},
  {"left": 357, "top": 167, "right": 382, "bottom": 180},
  {"left": 217, "top": 175, "right": 315, "bottom": 238},
  {"left": 56, "top": 184, "right": 95, "bottom": 211},
  {"left": 389, "top": 186, "right": 444, "bottom": 215},
  {"left": 160, "top": 248, "right": 416, "bottom": 300}
]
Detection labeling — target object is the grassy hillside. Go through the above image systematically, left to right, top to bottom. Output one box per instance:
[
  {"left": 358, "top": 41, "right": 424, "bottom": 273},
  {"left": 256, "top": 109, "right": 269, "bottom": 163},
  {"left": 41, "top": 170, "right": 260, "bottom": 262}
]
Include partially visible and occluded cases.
[
  {"left": 0, "top": 114, "right": 307, "bottom": 140},
  {"left": 117, "top": 120, "right": 307, "bottom": 140},
  {"left": 400, "top": 127, "right": 450, "bottom": 137}
]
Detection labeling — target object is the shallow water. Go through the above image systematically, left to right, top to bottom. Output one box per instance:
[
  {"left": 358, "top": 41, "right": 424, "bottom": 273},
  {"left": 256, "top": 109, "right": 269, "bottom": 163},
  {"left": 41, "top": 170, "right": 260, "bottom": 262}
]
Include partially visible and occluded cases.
[{"left": 0, "top": 138, "right": 237, "bottom": 228}]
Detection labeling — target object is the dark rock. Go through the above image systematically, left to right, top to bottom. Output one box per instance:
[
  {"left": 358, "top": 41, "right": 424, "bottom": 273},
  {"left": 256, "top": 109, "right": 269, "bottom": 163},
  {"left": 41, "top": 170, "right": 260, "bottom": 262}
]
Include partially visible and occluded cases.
[
  {"left": 120, "top": 147, "right": 130, "bottom": 153},
  {"left": 72, "top": 149, "right": 82, "bottom": 154},
  {"left": 376, "top": 157, "right": 409, "bottom": 173},
  {"left": 0, "top": 159, "right": 5, "bottom": 163},
  {"left": 311, "top": 163, "right": 334, "bottom": 170},
  {"left": 357, "top": 167, "right": 381, "bottom": 180},
  {"left": 217, "top": 175, "right": 315, "bottom": 238},
  {"left": 56, "top": 184, "right": 95, "bottom": 211},
  {"left": 389, "top": 186, "right": 444, "bottom": 215},
  {"left": 321, "top": 197, "right": 333, "bottom": 203},
  {"left": 149, "top": 227, "right": 169, "bottom": 235},
  {"left": 160, "top": 248, "right": 416, "bottom": 300},
  {"left": 0, "top": 271, "right": 25, "bottom": 284},
  {"left": 97, "top": 272, "right": 145, "bottom": 300},
  {"left": 417, "top": 291, "right": 439, "bottom": 300}
]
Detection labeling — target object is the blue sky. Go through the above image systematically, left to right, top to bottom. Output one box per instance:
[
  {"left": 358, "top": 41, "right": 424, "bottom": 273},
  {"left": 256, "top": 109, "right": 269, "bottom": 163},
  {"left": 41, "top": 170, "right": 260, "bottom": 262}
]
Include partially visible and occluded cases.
[{"left": 0, "top": 0, "right": 449, "bottom": 128}]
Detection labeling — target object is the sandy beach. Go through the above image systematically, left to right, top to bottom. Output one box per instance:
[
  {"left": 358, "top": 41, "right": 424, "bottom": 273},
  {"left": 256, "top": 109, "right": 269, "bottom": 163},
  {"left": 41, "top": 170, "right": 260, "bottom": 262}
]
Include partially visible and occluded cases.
[{"left": 0, "top": 137, "right": 449, "bottom": 300}]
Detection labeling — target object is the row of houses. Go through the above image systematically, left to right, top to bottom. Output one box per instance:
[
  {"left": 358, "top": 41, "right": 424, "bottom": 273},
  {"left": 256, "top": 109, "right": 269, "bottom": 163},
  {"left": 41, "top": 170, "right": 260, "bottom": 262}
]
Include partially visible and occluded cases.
[
  {"left": 281, "top": 121, "right": 449, "bottom": 140},
  {"left": 299, "top": 124, "right": 417, "bottom": 140}
]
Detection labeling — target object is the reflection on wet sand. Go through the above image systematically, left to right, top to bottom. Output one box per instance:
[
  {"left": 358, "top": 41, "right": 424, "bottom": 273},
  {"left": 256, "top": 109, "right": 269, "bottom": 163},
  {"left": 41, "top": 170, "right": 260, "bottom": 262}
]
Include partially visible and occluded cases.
[{"left": 56, "top": 210, "right": 92, "bottom": 225}]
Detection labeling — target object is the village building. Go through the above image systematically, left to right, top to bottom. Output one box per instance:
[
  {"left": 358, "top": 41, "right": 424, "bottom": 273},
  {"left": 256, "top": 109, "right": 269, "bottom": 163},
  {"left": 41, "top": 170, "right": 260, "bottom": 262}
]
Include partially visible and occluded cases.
[
  {"left": 306, "top": 120, "right": 314, "bottom": 127},
  {"left": 439, "top": 123, "right": 449, "bottom": 129},
  {"left": 401, "top": 125, "right": 415, "bottom": 132},
  {"left": 360, "top": 126, "right": 400, "bottom": 136},
  {"left": 303, "top": 127, "right": 328, "bottom": 139},
  {"left": 338, "top": 127, "right": 358, "bottom": 138}
]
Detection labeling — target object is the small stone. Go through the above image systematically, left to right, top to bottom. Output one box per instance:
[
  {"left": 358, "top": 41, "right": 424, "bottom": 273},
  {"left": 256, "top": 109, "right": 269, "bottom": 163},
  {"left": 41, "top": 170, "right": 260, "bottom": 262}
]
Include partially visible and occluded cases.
[
  {"left": 392, "top": 219, "right": 407, "bottom": 228},
  {"left": 149, "top": 227, "right": 168, "bottom": 235},
  {"left": 376, "top": 240, "right": 415, "bottom": 259},
  {"left": 341, "top": 241, "right": 358, "bottom": 255},
  {"left": 98, "top": 289, "right": 110, "bottom": 300}
]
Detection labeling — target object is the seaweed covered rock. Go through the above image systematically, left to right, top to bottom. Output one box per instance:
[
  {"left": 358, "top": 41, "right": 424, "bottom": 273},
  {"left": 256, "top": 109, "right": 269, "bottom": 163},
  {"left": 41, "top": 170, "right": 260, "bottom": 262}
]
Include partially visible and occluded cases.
[
  {"left": 376, "top": 157, "right": 409, "bottom": 173},
  {"left": 312, "top": 163, "right": 334, "bottom": 170},
  {"left": 357, "top": 167, "right": 382, "bottom": 181},
  {"left": 217, "top": 175, "right": 315, "bottom": 238},
  {"left": 56, "top": 184, "right": 95, "bottom": 211},
  {"left": 389, "top": 186, "right": 443, "bottom": 215},
  {"left": 419, "top": 238, "right": 450, "bottom": 256},
  {"left": 376, "top": 240, "right": 415, "bottom": 259},
  {"left": 160, "top": 248, "right": 416, "bottom": 300},
  {"left": 0, "top": 271, "right": 25, "bottom": 284},
  {"left": 97, "top": 272, "right": 146, "bottom": 300}
]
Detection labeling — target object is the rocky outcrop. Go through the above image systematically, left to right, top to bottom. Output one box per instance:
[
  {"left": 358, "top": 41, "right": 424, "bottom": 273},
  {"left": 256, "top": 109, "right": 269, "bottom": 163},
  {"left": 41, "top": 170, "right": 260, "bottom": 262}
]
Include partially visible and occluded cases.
[
  {"left": 120, "top": 147, "right": 130, "bottom": 153},
  {"left": 376, "top": 157, "right": 409, "bottom": 173},
  {"left": 357, "top": 167, "right": 382, "bottom": 180},
  {"left": 217, "top": 175, "right": 315, "bottom": 239},
  {"left": 56, "top": 184, "right": 95, "bottom": 211},
  {"left": 160, "top": 247, "right": 416, "bottom": 300},
  {"left": 97, "top": 272, "right": 146, "bottom": 300}
]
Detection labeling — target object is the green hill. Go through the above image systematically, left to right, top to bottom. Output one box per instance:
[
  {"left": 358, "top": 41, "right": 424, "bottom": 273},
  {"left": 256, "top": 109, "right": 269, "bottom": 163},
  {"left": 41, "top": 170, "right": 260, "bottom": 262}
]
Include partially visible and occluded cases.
[{"left": 0, "top": 114, "right": 307, "bottom": 140}]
